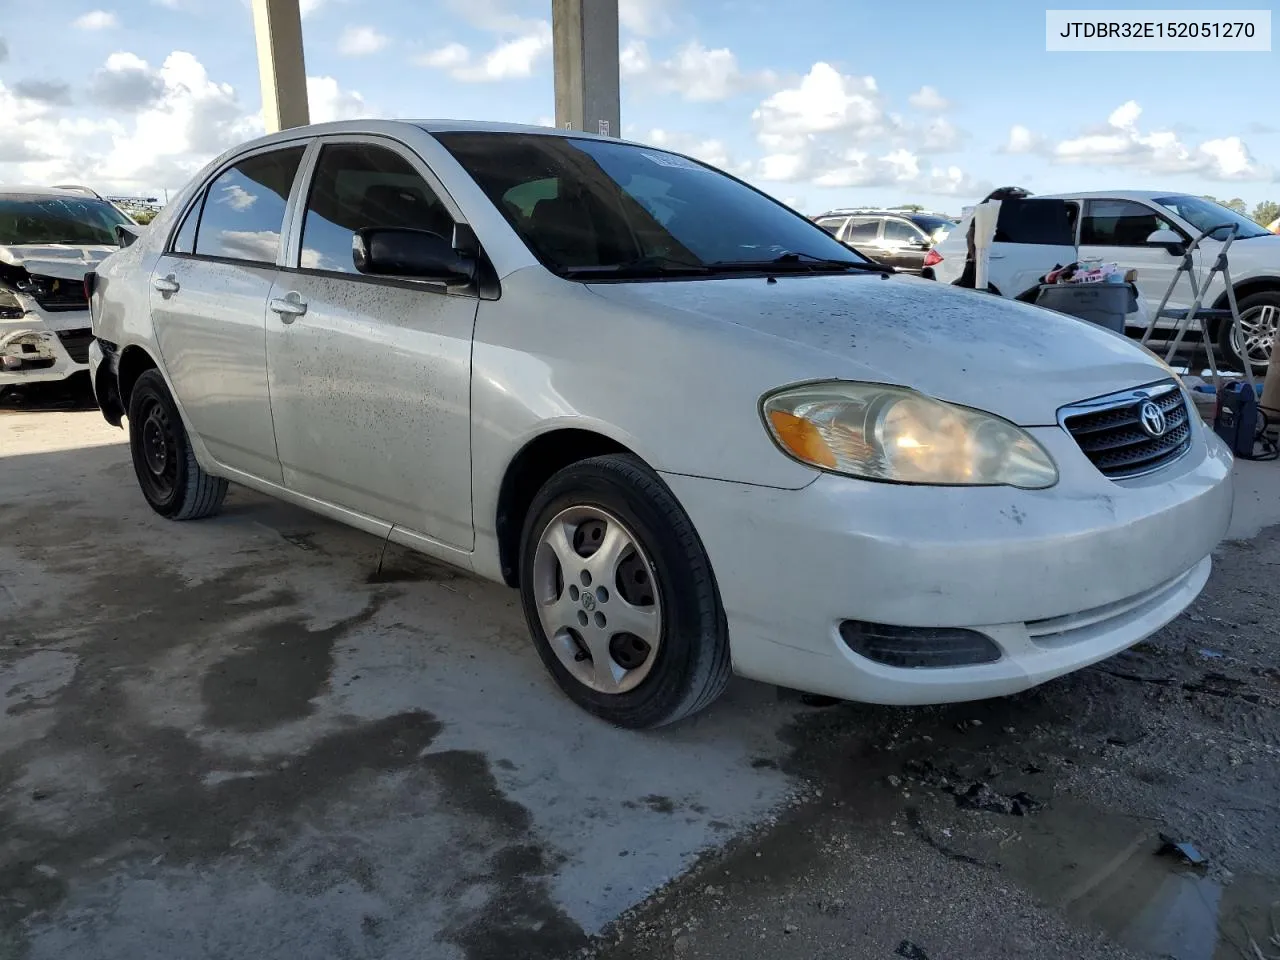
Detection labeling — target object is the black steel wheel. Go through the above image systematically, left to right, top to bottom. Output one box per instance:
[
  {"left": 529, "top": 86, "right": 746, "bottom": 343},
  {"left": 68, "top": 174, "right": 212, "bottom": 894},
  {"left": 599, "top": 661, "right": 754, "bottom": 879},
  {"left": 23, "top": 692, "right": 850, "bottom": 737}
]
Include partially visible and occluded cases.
[{"left": 127, "top": 369, "right": 227, "bottom": 520}]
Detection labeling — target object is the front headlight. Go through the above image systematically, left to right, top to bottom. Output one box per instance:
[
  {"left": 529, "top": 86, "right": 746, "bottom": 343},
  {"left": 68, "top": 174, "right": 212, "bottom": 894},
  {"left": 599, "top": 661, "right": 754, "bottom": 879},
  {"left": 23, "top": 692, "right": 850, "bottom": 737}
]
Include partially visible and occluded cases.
[{"left": 761, "top": 381, "right": 1058, "bottom": 489}]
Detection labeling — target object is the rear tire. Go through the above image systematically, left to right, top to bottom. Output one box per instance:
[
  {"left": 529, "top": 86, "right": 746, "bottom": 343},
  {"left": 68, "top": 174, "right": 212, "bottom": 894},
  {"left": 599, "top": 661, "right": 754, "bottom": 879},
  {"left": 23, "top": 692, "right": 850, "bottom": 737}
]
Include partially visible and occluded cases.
[
  {"left": 1219, "top": 290, "right": 1279, "bottom": 375},
  {"left": 127, "top": 369, "right": 227, "bottom": 520},
  {"left": 518, "top": 454, "right": 730, "bottom": 728}
]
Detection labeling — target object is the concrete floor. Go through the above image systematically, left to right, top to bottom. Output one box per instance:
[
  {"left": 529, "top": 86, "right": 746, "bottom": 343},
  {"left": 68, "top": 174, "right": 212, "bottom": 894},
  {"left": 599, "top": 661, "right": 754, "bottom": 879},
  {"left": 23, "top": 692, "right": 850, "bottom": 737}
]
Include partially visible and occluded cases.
[
  {"left": 3, "top": 405, "right": 1278, "bottom": 960},
  {"left": 1, "top": 409, "right": 806, "bottom": 960}
]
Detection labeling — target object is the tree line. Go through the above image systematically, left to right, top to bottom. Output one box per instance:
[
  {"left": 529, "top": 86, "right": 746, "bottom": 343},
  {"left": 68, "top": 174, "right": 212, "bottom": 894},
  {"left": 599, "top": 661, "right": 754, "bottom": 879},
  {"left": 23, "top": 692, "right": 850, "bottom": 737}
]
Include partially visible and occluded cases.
[{"left": 1203, "top": 196, "right": 1280, "bottom": 226}]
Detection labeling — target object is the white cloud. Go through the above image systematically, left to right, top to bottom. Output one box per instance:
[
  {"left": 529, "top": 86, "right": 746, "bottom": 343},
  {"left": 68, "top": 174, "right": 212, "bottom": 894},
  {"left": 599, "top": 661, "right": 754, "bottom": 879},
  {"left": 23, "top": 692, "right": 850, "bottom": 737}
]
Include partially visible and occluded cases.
[
  {"left": 300, "top": 0, "right": 325, "bottom": 15},
  {"left": 444, "top": 0, "right": 543, "bottom": 35},
  {"left": 619, "top": 0, "right": 673, "bottom": 36},
  {"left": 74, "top": 9, "right": 119, "bottom": 29},
  {"left": 421, "top": 21, "right": 552, "bottom": 81},
  {"left": 339, "top": 26, "right": 389, "bottom": 57},
  {"left": 624, "top": 40, "right": 775, "bottom": 102},
  {"left": 417, "top": 42, "right": 470, "bottom": 70},
  {"left": 0, "top": 51, "right": 373, "bottom": 194},
  {"left": 89, "top": 51, "right": 166, "bottom": 111},
  {"left": 753, "top": 63, "right": 891, "bottom": 152},
  {"left": 748, "top": 64, "right": 978, "bottom": 197},
  {"left": 306, "top": 75, "right": 369, "bottom": 122},
  {"left": 908, "top": 85, "right": 949, "bottom": 111},
  {"left": 1051, "top": 100, "right": 1269, "bottom": 180},
  {"left": 919, "top": 116, "right": 963, "bottom": 153},
  {"left": 1003, "top": 124, "right": 1045, "bottom": 155}
]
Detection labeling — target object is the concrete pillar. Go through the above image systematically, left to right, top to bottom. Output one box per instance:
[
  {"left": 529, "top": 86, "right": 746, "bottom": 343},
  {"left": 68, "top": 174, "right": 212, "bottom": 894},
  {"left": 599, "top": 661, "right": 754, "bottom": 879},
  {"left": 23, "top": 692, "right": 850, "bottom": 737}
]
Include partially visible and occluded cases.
[
  {"left": 251, "top": 0, "right": 310, "bottom": 133},
  {"left": 552, "top": 0, "right": 620, "bottom": 137}
]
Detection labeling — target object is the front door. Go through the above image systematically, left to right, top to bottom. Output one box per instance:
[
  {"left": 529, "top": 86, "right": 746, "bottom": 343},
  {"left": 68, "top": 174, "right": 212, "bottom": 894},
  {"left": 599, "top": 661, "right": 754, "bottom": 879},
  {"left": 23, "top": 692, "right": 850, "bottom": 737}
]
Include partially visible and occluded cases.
[
  {"left": 265, "top": 138, "right": 477, "bottom": 549},
  {"left": 149, "top": 144, "right": 307, "bottom": 482},
  {"left": 1077, "top": 198, "right": 1195, "bottom": 309},
  {"left": 877, "top": 217, "right": 931, "bottom": 273}
]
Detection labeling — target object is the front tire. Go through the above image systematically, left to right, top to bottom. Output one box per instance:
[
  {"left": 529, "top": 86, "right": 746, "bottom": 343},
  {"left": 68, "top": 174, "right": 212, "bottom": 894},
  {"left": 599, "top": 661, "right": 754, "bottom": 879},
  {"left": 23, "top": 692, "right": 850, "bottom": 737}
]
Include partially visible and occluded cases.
[
  {"left": 1219, "top": 291, "right": 1279, "bottom": 374},
  {"left": 127, "top": 369, "right": 227, "bottom": 520},
  {"left": 518, "top": 454, "right": 730, "bottom": 728}
]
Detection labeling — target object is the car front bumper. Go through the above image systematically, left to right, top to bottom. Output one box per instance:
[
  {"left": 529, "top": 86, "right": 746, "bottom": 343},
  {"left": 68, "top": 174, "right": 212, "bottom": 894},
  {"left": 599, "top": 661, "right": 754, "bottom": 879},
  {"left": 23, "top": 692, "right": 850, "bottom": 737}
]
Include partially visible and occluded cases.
[
  {"left": 0, "top": 310, "right": 92, "bottom": 387},
  {"left": 660, "top": 422, "right": 1234, "bottom": 706}
]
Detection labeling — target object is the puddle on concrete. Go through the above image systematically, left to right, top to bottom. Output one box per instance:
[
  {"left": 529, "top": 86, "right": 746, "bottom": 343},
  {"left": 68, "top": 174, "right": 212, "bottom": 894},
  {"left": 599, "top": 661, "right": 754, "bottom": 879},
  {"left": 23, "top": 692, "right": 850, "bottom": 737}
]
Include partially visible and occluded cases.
[{"left": 953, "top": 802, "right": 1277, "bottom": 960}]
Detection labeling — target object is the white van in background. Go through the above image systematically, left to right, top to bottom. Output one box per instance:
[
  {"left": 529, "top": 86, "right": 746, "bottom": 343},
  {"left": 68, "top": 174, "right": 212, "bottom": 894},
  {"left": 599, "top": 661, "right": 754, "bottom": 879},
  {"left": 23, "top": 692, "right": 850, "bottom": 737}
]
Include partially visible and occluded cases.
[{"left": 928, "top": 191, "right": 1280, "bottom": 372}]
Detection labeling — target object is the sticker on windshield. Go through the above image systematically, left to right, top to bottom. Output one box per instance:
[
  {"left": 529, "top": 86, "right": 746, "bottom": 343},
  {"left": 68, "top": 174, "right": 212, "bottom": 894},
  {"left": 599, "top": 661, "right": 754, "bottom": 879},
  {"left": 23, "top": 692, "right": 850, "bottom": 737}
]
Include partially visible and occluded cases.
[{"left": 641, "top": 152, "right": 703, "bottom": 170}]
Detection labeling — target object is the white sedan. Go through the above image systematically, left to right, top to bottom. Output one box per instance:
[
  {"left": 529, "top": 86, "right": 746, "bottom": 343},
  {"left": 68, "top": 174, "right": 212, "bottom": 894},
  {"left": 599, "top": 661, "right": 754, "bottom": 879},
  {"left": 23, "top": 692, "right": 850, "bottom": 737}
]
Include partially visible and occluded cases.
[{"left": 88, "top": 121, "right": 1233, "bottom": 728}]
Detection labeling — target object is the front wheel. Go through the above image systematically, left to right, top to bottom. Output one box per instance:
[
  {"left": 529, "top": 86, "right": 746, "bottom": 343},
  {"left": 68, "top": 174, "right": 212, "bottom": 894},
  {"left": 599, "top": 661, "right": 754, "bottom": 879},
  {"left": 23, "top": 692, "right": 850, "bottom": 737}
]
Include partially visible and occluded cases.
[
  {"left": 1219, "top": 291, "right": 1279, "bottom": 374},
  {"left": 128, "top": 369, "right": 227, "bottom": 520},
  {"left": 518, "top": 454, "right": 730, "bottom": 728}
]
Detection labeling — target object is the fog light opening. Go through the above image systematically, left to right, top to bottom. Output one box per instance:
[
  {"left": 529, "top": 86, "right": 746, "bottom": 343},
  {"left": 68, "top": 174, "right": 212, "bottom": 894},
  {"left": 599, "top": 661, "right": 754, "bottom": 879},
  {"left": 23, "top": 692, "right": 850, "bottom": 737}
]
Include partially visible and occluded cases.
[{"left": 839, "top": 620, "right": 1002, "bottom": 668}]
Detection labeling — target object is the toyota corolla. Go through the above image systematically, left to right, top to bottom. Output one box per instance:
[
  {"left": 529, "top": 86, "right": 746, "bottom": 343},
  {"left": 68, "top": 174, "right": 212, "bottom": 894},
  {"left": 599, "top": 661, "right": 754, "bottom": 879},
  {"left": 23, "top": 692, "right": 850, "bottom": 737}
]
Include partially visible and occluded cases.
[{"left": 88, "top": 121, "right": 1233, "bottom": 728}]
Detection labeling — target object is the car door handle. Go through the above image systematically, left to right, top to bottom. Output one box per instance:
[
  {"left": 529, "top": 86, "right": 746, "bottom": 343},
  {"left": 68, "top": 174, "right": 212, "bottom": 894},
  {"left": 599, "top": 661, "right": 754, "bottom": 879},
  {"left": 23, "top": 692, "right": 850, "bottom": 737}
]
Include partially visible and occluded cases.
[
  {"left": 152, "top": 274, "right": 180, "bottom": 294},
  {"left": 268, "top": 293, "right": 308, "bottom": 323}
]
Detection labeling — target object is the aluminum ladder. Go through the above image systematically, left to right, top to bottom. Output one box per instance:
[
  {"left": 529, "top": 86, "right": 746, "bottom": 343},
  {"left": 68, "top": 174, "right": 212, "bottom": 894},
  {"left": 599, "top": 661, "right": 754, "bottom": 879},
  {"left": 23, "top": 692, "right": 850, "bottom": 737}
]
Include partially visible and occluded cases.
[{"left": 1140, "top": 222, "right": 1254, "bottom": 397}]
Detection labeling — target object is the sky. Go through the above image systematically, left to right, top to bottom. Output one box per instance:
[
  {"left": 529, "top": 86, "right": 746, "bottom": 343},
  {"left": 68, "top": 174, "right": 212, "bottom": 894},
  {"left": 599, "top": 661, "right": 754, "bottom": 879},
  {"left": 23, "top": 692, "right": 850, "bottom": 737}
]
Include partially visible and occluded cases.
[{"left": 0, "top": 0, "right": 1274, "bottom": 215}]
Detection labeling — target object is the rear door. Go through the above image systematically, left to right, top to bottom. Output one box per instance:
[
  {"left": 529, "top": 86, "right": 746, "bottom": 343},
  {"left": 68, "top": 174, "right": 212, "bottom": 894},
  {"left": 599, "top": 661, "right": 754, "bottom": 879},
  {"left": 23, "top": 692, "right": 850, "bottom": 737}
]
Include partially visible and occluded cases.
[
  {"left": 264, "top": 136, "right": 478, "bottom": 549},
  {"left": 149, "top": 142, "right": 308, "bottom": 482},
  {"left": 989, "top": 198, "right": 1078, "bottom": 297},
  {"left": 1077, "top": 198, "right": 1192, "bottom": 310},
  {"left": 814, "top": 216, "right": 849, "bottom": 237},
  {"left": 840, "top": 217, "right": 883, "bottom": 262},
  {"left": 877, "top": 217, "right": 932, "bottom": 273}
]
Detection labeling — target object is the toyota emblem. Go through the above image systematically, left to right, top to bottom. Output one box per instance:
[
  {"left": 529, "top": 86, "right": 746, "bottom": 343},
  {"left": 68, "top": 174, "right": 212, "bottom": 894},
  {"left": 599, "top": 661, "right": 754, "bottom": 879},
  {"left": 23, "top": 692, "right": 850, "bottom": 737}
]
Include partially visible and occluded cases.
[{"left": 1139, "top": 400, "right": 1168, "bottom": 438}]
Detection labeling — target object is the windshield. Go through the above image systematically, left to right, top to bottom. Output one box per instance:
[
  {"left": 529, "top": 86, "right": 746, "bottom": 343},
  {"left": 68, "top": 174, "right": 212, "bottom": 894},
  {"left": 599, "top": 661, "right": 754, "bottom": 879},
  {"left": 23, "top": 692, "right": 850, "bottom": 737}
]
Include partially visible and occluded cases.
[
  {"left": 435, "top": 132, "right": 870, "bottom": 277},
  {"left": 1153, "top": 195, "right": 1269, "bottom": 241},
  {"left": 0, "top": 196, "right": 131, "bottom": 246},
  {"left": 911, "top": 215, "right": 955, "bottom": 241}
]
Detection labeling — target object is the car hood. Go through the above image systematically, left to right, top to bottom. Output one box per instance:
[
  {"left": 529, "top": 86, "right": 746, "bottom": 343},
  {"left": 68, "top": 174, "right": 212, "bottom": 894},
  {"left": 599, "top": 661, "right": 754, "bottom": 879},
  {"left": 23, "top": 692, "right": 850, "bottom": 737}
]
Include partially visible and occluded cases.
[
  {"left": 1200, "top": 232, "right": 1280, "bottom": 260},
  {"left": 0, "top": 243, "right": 117, "bottom": 281},
  {"left": 588, "top": 273, "right": 1170, "bottom": 426}
]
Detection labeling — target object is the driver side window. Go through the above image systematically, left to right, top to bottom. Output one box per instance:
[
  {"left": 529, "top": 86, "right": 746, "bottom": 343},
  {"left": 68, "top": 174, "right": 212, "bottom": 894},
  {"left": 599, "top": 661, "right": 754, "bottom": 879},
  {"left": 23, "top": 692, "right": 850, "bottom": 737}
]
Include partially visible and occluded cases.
[
  {"left": 299, "top": 142, "right": 455, "bottom": 274},
  {"left": 1081, "top": 199, "right": 1175, "bottom": 247}
]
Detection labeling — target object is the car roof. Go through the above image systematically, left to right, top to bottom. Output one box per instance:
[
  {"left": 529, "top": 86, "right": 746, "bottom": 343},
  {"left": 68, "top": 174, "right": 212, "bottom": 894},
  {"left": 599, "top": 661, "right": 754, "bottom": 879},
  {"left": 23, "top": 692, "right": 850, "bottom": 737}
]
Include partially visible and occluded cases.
[
  {"left": 228, "top": 118, "right": 645, "bottom": 154},
  {"left": 0, "top": 185, "right": 108, "bottom": 200},
  {"left": 1033, "top": 190, "right": 1190, "bottom": 201},
  {"left": 816, "top": 209, "right": 954, "bottom": 219}
]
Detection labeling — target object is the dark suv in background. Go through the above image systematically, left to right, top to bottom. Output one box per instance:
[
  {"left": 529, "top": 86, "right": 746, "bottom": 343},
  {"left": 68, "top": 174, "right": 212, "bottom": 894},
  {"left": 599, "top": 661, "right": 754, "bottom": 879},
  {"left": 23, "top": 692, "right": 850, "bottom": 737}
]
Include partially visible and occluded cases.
[{"left": 813, "top": 208, "right": 959, "bottom": 274}]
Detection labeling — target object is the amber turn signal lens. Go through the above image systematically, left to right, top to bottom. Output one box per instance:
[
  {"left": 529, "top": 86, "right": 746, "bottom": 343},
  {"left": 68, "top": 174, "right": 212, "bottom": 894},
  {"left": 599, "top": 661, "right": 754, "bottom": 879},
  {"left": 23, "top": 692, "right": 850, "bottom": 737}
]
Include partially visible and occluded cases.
[{"left": 767, "top": 409, "right": 837, "bottom": 469}]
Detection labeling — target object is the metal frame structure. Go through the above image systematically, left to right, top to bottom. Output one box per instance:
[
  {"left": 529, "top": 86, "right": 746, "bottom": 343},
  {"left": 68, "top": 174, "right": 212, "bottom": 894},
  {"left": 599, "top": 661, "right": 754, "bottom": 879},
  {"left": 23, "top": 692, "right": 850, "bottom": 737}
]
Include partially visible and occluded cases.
[{"left": 249, "top": 0, "right": 621, "bottom": 136}]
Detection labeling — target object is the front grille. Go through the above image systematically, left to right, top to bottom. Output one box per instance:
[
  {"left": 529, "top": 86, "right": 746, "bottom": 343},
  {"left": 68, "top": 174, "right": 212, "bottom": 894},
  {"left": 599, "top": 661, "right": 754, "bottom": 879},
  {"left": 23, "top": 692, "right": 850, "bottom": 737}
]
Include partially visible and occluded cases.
[
  {"left": 25, "top": 275, "right": 88, "bottom": 313},
  {"left": 31, "top": 290, "right": 89, "bottom": 312},
  {"left": 56, "top": 329, "right": 93, "bottom": 364},
  {"left": 1062, "top": 382, "right": 1192, "bottom": 480}
]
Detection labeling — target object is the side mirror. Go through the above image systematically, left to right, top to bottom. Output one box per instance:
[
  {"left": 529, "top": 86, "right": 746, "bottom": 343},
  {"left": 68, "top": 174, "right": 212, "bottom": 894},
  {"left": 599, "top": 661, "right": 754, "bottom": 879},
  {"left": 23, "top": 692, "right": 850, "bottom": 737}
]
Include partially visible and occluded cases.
[
  {"left": 115, "top": 224, "right": 141, "bottom": 248},
  {"left": 353, "top": 227, "right": 477, "bottom": 285},
  {"left": 1146, "top": 229, "right": 1185, "bottom": 256}
]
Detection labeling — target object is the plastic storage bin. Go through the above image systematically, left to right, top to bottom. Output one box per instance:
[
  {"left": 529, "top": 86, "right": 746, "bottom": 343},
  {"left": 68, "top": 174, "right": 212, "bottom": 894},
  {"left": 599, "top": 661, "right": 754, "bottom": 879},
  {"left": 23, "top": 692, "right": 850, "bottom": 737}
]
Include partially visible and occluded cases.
[{"left": 1034, "top": 282, "right": 1138, "bottom": 334}]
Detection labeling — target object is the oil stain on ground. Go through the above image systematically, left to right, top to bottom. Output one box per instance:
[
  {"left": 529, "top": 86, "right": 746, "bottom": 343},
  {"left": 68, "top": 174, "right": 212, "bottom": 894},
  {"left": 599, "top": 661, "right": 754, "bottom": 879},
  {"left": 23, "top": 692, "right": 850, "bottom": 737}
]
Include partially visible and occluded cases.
[{"left": 200, "top": 601, "right": 382, "bottom": 731}]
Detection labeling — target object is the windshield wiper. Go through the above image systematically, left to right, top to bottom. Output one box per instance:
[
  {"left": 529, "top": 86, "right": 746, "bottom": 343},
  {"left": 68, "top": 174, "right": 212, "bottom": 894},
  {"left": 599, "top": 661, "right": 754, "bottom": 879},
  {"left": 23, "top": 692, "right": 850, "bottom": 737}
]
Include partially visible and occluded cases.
[
  {"left": 708, "top": 251, "right": 893, "bottom": 274},
  {"left": 561, "top": 255, "right": 711, "bottom": 278}
]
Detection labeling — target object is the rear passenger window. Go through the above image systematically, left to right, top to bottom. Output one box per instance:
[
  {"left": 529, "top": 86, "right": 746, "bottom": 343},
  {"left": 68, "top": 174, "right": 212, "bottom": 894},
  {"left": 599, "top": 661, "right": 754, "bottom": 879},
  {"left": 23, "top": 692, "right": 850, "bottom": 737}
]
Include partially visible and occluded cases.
[
  {"left": 299, "top": 143, "right": 455, "bottom": 274},
  {"left": 193, "top": 146, "right": 305, "bottom": 263},
  {"left": 171, "top": 195, "right": 202, "bottom": 254},
  {"left": 815, "top": 217, "right": 847, "bottom": 236},
  {"left": 844, "top": 219, "right": 879, "bottom": 242}
]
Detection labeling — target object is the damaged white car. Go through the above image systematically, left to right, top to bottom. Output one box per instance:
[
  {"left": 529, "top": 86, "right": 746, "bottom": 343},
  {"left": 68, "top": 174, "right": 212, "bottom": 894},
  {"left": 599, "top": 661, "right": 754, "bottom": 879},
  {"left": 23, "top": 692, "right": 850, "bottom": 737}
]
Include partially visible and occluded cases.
[{"left": 0, "top": 186, "right": 135, "bottom": 391}]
